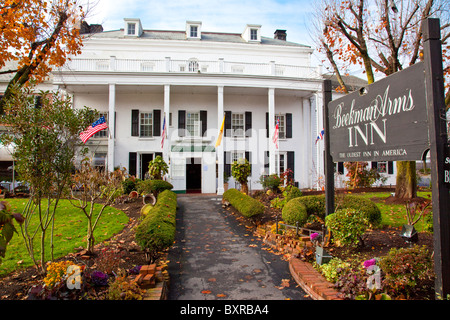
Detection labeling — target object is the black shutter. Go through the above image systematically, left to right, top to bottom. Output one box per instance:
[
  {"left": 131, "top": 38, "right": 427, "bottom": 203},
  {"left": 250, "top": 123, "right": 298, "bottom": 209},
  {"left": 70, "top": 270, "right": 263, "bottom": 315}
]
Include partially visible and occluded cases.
[
  {"left": 153, "top": 109, "right": 161, "bottom": 137},
  {"left": 131, "top": 110, "right": 139, "bottom": 136},
  {"left": 178, "top": 110, "right": 186, "bottom": 137},
  {"left": 200, "top": 110, "right": 207, "bottom": 136},
  {"left": 224, "top": 111, "right": 232, "bottom": 137},
  {"left": 245, "top": 111, "right": 252, "bottom": 137},
  {"left": 265, "top": 112, "right": 269, "bottom": 138},
  {"left": 286, "top": 113, "right": 292, "bottom": 138},
  {"left": 245, "top": 151, "right": 252, "bottom": 174},
  {"left": 264, "top": 151, "right": 270, "bottom": 169},
  {"left": 287, "top": 151, "right": 295, "bottom": 177},
  {"left": 129, "top": 152, "right": 137, "bottom": 176},
  {"left": 155, "top": 152, "right": 163, "bottom": 159},
  {"left": 224, "top": 152, "right": 231, "bottom": 178},
  {"left": 388, "top": 161, "right": 394, "bottom": 174},
  {"left": 338, "top": 162, "right": 344, "bottom": 174},
  {"left": 372, "top": 162, "right": 378, "bottom": 169}
]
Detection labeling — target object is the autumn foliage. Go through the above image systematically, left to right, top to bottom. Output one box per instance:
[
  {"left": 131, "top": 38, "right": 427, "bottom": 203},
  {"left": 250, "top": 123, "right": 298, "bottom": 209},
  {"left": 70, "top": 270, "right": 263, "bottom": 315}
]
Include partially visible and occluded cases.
[{"left": 0, "top": 0, "right": 85, "bottom": 112}]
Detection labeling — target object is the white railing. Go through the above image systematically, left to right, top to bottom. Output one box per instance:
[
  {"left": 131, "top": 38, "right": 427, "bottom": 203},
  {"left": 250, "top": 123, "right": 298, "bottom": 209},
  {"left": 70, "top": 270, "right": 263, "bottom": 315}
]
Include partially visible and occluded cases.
[{"left": 60, "top": 57, "right": 320, "bottom": 79}]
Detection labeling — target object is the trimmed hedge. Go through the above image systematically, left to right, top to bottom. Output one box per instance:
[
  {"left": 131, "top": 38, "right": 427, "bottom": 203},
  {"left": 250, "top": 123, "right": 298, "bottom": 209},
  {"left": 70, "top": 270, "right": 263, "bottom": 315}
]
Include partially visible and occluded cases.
[
  {"left": 136, "top": 179, "right": 173, "bottom": 196},
  {"left": 223, "top": 188, "right": 264, "bottom": 218},
  {"left": 135, "top": 190, "right": 177, "bottom": 263},
  {"left": 282, "top": 194, "right": 381, "bottom": 227}
]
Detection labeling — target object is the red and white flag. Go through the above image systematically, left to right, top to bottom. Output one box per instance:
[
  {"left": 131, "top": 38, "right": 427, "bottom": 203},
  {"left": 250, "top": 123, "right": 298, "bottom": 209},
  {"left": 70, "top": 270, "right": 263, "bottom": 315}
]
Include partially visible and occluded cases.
[
  {"left": 79, "top": 116, "right": 108, "bottom": 144},
  {"left": 273, "top": 119, "right": 279, "bottom": 149}
]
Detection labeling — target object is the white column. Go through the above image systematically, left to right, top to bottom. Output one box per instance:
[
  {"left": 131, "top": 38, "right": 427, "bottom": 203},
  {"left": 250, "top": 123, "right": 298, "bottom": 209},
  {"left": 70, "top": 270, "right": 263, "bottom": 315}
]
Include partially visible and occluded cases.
[
  {"left": 108, "top": 83, "right": 116, "bottom": 172},
  {"left": 163, "top": 84, "right": 170, "bottom": 161},
  {"left": 217, "top": 85, "right": 225, "bottom": 195},
  {"left": 268, "top": 88, "right": 276, "bottom": 174},
  {"left": 314, "top": 93, "right": 324, "bottom": 189},
  {"left": 303, "top": 97, "right": 311, "bottom": 187}
]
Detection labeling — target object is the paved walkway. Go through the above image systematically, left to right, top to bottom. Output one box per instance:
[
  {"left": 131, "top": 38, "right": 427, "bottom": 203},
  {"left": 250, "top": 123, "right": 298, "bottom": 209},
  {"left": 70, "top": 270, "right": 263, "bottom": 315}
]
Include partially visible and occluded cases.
[{"left": 167, "top": 194, "right": 309, "bottom": 300}]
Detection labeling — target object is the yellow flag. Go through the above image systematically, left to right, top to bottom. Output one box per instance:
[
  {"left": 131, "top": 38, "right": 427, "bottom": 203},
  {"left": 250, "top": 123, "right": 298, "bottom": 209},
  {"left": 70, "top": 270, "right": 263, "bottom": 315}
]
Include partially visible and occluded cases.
[{"left": 215, "top": 114, "right": 225, "bottom": 147}]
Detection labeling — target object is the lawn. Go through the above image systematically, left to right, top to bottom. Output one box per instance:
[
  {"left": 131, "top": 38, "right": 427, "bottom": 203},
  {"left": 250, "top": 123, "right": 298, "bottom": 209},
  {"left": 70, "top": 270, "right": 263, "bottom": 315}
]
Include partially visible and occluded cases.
[
  {"left": 354, "top": 191, "right": 432, "bottom": 231},
  {"left": 0, "top": 198, "right": 129, "bottom": 276}
]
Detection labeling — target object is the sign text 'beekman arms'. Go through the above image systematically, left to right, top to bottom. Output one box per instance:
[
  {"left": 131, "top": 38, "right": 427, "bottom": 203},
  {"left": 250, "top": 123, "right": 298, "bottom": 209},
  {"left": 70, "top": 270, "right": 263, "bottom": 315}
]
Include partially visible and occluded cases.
[{"left": 328, "top": 62, "right": 430, "bottom": 162}]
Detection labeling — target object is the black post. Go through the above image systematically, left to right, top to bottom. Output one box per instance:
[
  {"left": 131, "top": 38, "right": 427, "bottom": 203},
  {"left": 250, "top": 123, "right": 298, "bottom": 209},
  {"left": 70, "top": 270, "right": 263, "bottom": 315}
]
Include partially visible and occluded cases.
[
  {"left": 423, "top": 18, "right": 450, "bottom": 299},
  {"left": 323, "top": 80, "right": 334, "bottom": 217}
]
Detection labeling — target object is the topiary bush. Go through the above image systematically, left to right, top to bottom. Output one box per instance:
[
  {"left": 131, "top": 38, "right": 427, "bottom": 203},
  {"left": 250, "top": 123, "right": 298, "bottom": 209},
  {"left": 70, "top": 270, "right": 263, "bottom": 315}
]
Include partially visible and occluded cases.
[
  {"left": 136, "top": 179, "right": 173, "bottom": 197},
  {"left": 285, "top": 185, "right": 302, "bottom": 203},
  {"left": 223, "top": 188, "right": 264, "bottom": 219},
  {"left": 135, "top": 190, "right": 177, "bottom": 263},
  {"left": 281, "top": 194, "right": 381, "bottom": 227},
  {"left": 282, "top": 199, "right": 308, "bottom": 226}
]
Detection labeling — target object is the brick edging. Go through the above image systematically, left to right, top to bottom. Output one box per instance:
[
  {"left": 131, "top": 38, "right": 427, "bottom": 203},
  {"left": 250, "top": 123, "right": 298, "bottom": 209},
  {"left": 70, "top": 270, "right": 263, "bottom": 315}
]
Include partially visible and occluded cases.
[{"left": 256, "top": 227, "right": 342, "bottom": 300}]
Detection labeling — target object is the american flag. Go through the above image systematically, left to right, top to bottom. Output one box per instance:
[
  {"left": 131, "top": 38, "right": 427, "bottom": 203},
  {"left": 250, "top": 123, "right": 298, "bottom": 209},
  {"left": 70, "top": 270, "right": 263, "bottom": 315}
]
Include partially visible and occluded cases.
[
  {"left": 161, "top": 115, "right": 167, "bottom": 149},
  {"left": 79, "top": 116, "right": 108, "bottom": 144},
  {"left": 273, "top": 119, "right": 279, "bottom": 149},
  {"left": 315, "top": 129, "right": 325, "bottom": 144}
]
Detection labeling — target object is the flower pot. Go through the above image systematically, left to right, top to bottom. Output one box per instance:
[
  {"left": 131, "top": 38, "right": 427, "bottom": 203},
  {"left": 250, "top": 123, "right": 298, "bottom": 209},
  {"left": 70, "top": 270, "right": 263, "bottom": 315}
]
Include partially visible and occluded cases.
[
  {"left": 400, "top": 224, "right": 418, "bottom": 243},
  {"left": 315, "top": 246, "right": 332, "bottom": 265}
]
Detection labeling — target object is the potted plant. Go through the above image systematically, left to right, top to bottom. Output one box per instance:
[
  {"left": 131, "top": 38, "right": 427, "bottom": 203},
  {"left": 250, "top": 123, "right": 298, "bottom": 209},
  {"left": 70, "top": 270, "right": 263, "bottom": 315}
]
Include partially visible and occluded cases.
[
  {"left": 231, "top": 158, "right": 251, "bottom": 195},
  {"left": 400, "top": 200, "right": 431, "bottom": 243}
]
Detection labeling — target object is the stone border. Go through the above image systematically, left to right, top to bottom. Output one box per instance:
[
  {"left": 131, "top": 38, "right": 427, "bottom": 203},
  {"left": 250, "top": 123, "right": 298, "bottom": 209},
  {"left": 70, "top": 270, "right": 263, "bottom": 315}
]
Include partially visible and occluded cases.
[{"left": 256, "top": 227, "right": 342, "bottom": 300}]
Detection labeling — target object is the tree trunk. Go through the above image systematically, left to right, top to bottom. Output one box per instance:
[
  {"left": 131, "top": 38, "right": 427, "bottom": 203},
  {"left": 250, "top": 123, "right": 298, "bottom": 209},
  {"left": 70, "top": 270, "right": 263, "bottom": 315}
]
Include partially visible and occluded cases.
[{"left": 395, "top": 161, "right": 417, "bottom": 199}]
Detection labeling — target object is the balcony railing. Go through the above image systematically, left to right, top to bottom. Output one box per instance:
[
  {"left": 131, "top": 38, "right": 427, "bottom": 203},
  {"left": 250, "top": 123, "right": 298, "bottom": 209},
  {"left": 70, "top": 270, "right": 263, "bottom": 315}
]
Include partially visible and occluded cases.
[{"left": 59, "top": 57, "right": 321, "bottom": 79}]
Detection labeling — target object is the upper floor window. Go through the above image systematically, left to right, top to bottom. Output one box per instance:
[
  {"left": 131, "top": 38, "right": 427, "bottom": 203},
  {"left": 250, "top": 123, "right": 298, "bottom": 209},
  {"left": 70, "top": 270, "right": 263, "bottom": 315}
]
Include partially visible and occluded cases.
[
  {"left": 127, "top": 23, "right": 136, "bottom": 35},
  {"left": 190, "top": 26, "right": 198, "bottom": 38},
  {"left": 250, "top": 29, "right": 258, "bottom": 41},
  {"left": 188, "top": 59, "right": 199, "bottom": 72},
  {"left": 140, "top": 112, "right": 153, "bottom": 137},
  {"left": 186, "top": 112, "right": 201, "bottom": 137},
  {"left": 231, "top": 113, "right": 245, "bottom": 137},
  {"left": 275, "top": 114, "right": 286, "bottom": 139}
]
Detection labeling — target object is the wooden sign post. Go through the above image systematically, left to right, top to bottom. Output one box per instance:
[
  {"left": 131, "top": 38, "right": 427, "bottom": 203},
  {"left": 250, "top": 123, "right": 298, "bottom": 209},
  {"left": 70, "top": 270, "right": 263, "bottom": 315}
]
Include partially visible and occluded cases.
[
  {"left": 323, "top": 17, "right": 449, "bottom": 299},
  {"left": 423, "top": 18, "right": 450, "bottom": 299}
]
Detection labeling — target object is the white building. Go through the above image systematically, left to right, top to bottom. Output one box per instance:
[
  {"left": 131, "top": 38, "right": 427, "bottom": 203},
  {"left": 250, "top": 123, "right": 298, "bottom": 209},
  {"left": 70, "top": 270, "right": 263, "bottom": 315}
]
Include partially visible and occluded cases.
[
  {"left": 1, "top": 19, "right": 398, "bottom": 194},
  {"left": 51, "top": 19, "right": 327, "bottom": 194}
]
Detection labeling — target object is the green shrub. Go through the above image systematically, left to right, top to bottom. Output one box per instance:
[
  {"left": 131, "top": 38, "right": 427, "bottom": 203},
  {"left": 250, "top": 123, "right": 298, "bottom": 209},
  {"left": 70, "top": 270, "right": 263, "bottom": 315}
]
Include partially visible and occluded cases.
[
  {"left": 259, "top": 174, "right": 282, "bottom": 192},
  {"left": 122, "top": 178, "right": 142, "bottom": 194},
  {"left": 136, "top": 179, "right": 173, "bottom": 196},
  {"left": 285, "top": 185, "right": 302, "bottom": 203},
  {"left": 223, "top": 188, "right": 264, "bottom": 218},
  {"left": 135, "top": 190, "right": 177, "bottom": 263},
  {"left": 281, "top": 194, "right": 381, "bottom": 227},
  {"left": 337, "top": 195, "right": 382, "bottom": 226},
  {"left": 282, "top": 199, "right": 308, "bottom": 226},
  {"left": 325, "top": 208, "right": 370, "bottom": 247},
  {"left": 378, "top": 245, "right": 434, "bottom": 298},
  {"left": 317, "top": 257, "right": 350, "bottom": 283}
]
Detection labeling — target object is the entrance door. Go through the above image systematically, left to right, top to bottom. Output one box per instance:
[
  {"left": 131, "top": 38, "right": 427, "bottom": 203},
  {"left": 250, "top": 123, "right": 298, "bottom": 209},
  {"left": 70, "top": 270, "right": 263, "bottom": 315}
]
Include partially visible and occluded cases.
[
  {"left": 140, "top": 153, "right": 154, "bottom": 179},
  {"left": 186, "top": 157, "right": 202, "bottom": 193}
]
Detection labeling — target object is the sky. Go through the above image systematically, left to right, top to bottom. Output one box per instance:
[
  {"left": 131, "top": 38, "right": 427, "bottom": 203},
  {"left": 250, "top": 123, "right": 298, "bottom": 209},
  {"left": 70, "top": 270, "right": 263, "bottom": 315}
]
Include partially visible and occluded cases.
[{"left": 83, "top": 0, "right": 320, "bottom": 57}]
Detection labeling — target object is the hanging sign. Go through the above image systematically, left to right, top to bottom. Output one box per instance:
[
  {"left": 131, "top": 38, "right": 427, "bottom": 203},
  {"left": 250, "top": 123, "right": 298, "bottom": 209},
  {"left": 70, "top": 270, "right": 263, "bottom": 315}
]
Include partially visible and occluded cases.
[{"left": 328, "top": 62, "right": 429, "bottom": 162}]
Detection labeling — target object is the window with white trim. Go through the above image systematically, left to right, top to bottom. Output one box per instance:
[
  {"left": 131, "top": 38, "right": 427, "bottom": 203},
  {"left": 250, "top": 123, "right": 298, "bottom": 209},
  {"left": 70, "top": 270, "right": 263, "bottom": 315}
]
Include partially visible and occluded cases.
[
  {"left": 127, "top": 23, "right": 136, "bottom": 35},
  {"left": 190, "top": 25, "right": 198, "bottom": 38},
  {"left": 250, "top": 28, "right": 258, "bottom": 40},
  {"left": 188, "top": 59, "right": 199, "bottom": 72},
  {"left": 140, "top": 112, "right": 153, "bottom": 137},
  {"left": 186, "top": 112, "right": 201, "bottom": 137},
  {"left": 231, "top": 113, "right": 245, "bottom": 137},
  {"left": 275, "top": 114, "right": 286, "bottom": 139},
  {"left": 232, "top": 151, "right": 245, "bottom": 163},
  {"left": 93, "top": 152, "right": 107, "bottom": 171},
  {"left": 275, "top": 152, "right": 287, "bottom": 175},
  {"left": 171, "top": 158, "right": 185, "bottom": 177},
  {"left": 376, "top": 161, "right": 388, "bottom": 173}
]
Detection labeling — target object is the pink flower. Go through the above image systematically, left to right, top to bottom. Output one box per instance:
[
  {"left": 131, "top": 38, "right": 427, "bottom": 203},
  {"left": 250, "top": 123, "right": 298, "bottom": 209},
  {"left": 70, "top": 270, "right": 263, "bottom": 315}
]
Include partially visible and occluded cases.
[
  {"left": 310, "top": 233, "right": 319, "bottom": 241},
  {"left": 363, "top": 258, "right": 376, "bottom": 268}
]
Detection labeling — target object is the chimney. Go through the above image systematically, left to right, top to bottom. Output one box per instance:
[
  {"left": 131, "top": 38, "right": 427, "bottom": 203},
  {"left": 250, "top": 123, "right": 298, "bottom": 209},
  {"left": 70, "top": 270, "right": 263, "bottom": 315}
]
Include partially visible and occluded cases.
[{"left": 274, "top": 29, "right": 287, "bottom": 41}]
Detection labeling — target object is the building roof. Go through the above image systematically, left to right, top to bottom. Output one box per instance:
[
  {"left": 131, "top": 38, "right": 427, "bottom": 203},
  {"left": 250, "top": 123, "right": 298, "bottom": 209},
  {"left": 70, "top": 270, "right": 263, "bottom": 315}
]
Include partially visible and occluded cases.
[
  {"left": 89, "top": 28, "right": 311, "bottom": 48},
  {"left": 322, "top": 73, "right": 368, "bottom": 91}
]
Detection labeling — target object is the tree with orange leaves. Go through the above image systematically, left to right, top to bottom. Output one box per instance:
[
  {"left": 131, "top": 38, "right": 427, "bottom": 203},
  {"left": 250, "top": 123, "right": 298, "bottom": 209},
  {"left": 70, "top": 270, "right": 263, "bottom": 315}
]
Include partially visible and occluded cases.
[
  {"left": 0, "top": 0, "right": 90, "bottom": 113},
  {"left": 311, "top": 0, "right": 449, "bottom": 199}
]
